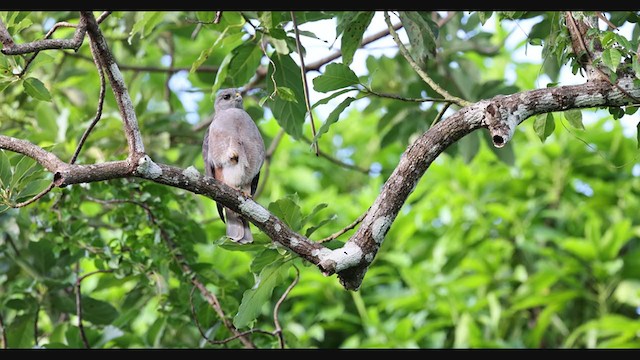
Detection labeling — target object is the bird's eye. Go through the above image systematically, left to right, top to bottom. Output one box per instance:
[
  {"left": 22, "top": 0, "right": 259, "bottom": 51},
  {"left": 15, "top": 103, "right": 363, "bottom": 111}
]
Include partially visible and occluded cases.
[{"left": 223, "top": 94, "right": 231, "bottom": 100}]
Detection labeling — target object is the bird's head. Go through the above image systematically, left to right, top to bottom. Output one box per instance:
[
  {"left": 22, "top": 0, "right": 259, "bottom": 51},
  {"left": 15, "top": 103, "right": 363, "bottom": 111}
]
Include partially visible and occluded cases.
[{"left": 214, "top": 88, "right": 244, "bottom": 111}]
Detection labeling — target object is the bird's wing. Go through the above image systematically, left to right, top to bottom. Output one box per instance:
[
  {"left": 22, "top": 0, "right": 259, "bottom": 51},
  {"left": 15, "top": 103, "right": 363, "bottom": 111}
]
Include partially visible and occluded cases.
[{"left": 202, "top": 126, "right": 213, "bottom": 178}]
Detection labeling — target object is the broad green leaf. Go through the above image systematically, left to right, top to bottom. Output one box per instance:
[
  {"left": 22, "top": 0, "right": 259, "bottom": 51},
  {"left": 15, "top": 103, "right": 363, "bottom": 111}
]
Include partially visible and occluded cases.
[
  {"left": 340, "top": 11, "right": 374, "bottom": 66},
  {"left": 398, "top": 11, "right": 438, "bottom": 63},
  {"left": 128, "top": 12, "right": 165, "bottom": 44},
  {"left": 478, "top": 12, "right": 493, "bottom": 25},
  {"left": 190, "top": 32, "right": 244, "bottom": 74},
  {"left": 227, "top": 42, "right": 264, "bottom": 87},
  {"left": 601, "top": 48, "right": 621, "bottom": 72},
  {"left": 211, "top": 52, "right": 233, "bottom": 98},
  {"left": 266, "top": 52, "right": 306, "bottom": 139},
  {"left": 312, "top": 63, "right": 360, "bottom": 93},
  {"left": 23, "top": 77, "right": 51, "bottom": 102},
  {"left": 311, "top": 88, "right": 356, "bottom": 109},
  {"left": 312, "top": 96, "right": 356, "bottom": 143},
  {"left": 564, "top": 109, "right": 584, "bottom": 129},
  {"left": 533, "top": 113, "right": 555, "bottom": 142},
  {"left": 458, "top": 131, "right": 480, "bottom": 163},
  {"left": 0, "top": 149, "right": 11, "bottom": 187},
  {"left": 10, "top": 155, "right": 38, "bottom": 188},
  {"left": 16, "top": 179, "right": 50, "bottom": 201},
  {"left": 268, "top": 197, "right": 303, "bottom": 231},
  {"left": 300, "top": 203, "right": 329, "bottom": 228},
  {"left": 305, "top": 214, "right": 337, "bottom": 238},
  {"left": 560, "top": 238, "right": 597, "bottom": 261},
  {"left": 250, "top": 249, "right": 284, "bottom": 274},
  {"left": 233, "top": 260, "right": 289, "bottom": 328},
  {"left": 613, "top": 280, "right": 640, "bottom": 307},
  {"left": 81, "top": 296, "right": 119, "bottom": 325},
  {"left": 7, "top": 314, "right": 36, "bottom": 348},
  {"left": 145, "top": 318, "right": 166, "bottom": 347}
]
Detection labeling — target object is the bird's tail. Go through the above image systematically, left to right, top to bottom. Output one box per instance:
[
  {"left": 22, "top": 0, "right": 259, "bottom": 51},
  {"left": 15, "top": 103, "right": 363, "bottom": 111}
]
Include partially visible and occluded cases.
[{"left": 225, "top": 208, "right": 253, "bottom": 244}]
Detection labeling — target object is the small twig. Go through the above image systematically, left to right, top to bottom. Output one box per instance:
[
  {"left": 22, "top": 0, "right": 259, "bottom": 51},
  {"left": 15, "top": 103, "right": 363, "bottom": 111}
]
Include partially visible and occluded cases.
[
  {"left": 383, "top": 11, "right": 470, "bottom": 107},
  {"left": 596, "top": 11, "right": 617, "bottom": 30},
  {"left": 291, "top": 12, "right": 319, "bottom": 156},
  {"left": 19, "top": 21, "right": 76, "bottom": 77},
  {"left": 164, "top": 33, "right": 175, "bottom": 109},
  {"left": 70, "top": 38, "right": 106, "bottom": 164},
  {"left": 362, "top": 87, "right": 459, "bottom": 104},
  {"left": 429, "top": 102, "right": 452, "bottom": 129},
  {"left": 254, "top": 128, "right": 285, "bottom": 198},
  {"left": 301, "top": 136, "right": 371, "bottom": 174},
  {"left": 10, "top": 182, "right": 55, "bottom": 208},
  {"left": 318, "top": 211, "right": 367, "bottom": 243},
  {"left": 273, "top": 266, "right": 299, "bottom": 349},
  {"left": 75, "top": 269, "right": 113, "bottom": 349},
  {"left": 188, "top": 286, "right": 275, "bottom": 347},
  {"left": 33, "top": 303, "right": 40, "bottom": 347},
  {"left": 0, "top": 312, "right": 6, "bottom": 349}
]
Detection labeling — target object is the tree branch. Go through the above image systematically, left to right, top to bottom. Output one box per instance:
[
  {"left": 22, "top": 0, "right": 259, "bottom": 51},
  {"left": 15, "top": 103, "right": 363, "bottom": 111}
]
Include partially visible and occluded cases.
[
  {"left": 81, "top": 11, "right": 145, "bottom": 157},
  {"left": 0, "top": 15, "right": 87, "bottom": 55},
  {"left": 3, "top": 76, "right": 640, "bottom": 290}
]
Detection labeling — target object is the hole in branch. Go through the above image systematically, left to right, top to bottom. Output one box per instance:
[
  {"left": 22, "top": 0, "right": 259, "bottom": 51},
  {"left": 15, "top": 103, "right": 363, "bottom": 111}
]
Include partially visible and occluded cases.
[{"left": 492, "top": 135, "right": 505, "bottom": 148}]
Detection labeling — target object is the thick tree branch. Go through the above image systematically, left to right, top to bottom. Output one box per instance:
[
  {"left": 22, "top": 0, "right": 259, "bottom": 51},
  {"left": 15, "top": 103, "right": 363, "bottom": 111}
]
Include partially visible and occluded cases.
[
  {"left": 81, "top": 11, "right": 145, "bottom": 157},
  {"left": 0, "top": 16, "right": 87, "bottom": 55},
  {"left": 3, "top": 75, "right": 640, "bottom": 290},
  {"left": 321, "top": 75, "right": 640, "bottom": 290},
  {"left": 3, "top": 77, "right": 640, "bottom": 290}
]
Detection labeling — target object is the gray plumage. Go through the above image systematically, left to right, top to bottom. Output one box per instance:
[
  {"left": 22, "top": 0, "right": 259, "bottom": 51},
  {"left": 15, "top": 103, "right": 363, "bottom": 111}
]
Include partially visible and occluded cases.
[{"left": 202, "top": 88, "right": 265, "bottom": 244}]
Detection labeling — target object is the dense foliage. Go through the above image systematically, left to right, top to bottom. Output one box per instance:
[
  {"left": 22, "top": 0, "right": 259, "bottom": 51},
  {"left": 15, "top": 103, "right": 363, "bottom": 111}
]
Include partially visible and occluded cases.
[{"left": 1, "top": 11, "right": 640, "bottom": 348}]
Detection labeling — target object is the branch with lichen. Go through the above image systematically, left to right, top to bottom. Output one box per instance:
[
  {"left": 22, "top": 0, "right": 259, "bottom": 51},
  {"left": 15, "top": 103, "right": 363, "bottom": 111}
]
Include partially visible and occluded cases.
[{"left": 2, "top": 12, "right": 640, "bottom": 292}]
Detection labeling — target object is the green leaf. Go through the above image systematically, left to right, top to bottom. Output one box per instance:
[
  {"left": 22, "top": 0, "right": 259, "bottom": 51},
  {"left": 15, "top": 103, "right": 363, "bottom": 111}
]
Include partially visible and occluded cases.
[
  {"left": 340, "top": 11, "right": 374, "bottom": 66},
  {"left": 398, "top": 11, "right": 439, "bottom": 63},
  {"left": 128, "top": 12, "right": 165, "bottom": 44},
  {"left": 477, "top": 12, "right": 493, "bottom": 25},
  {"left": 190, "top": 32, "right": 244, "bottom": 74},
  {"left": 227, "top": 42, "right": 264, "bottom": 87},
  {"left": 601, "top": 48, "right": 622, "bottom": 72},
  {"left": 211, "top": 52, "right": 233, "bottom": 98},
  {"left": 266, "top": 52, "right": 306, "bottom": 139},
  {"left": 312, "top": 63, "right": 360, "bottom": 93},
  {"left": 23, "top": 77, "right": 51, "bottom": 102},
  {"left": 311, "top": 88, "right": 356, "bottom": 110},
  {"left": 312, "top": 96, "right": 356, "bottom": 143},
  {"left": 564, "top": 109, "right": 584, "bottom": 129},
  {"left": 533, "top": 113, "right": 555, "bottom": 142},
  {"left": 636, "top": 121, "right": 640, "bottom": 148},
  {"left": 458, "top": 131, "right": 480, "bottom": 163},
  {"left": 0, "top": 150, "right": 12, "bottom": 188},
  {"left": 10, "top": 155, "right": 38, "bottom": 188},
  {"left": 16, "top": 179, "right": 50, "bottom": 201},
  {"left": 268, "top": 197, "right": 303, "bottom": 231},
  {"left": 300, "top": 203, "right": 329, "bottom": 228},
  {"left": 305, "top": 214, "right": 338, "bottom": 238},
  {"left": 560, "top": 238, "right": 597, "bottom": 261},
  {"left": 250, "top": 249, "right": 284, "bottom": 274},
  {"left": 233, "top": 260, "right": 289, "bottom": 328},
  {"left": 613, "top": 280, "right": 640, "bottom": 307},
  {"left": 81, "top": 296, "right": 119, "bottom": 325},
  {"left": 7, "top": 314, "right": 36, "bottom": 348}
]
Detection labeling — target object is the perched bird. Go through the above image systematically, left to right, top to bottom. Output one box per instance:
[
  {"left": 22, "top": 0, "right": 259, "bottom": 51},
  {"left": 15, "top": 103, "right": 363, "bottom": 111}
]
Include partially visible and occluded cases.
[{"left": 202, "top": 88, "right": 265, "bottom": 244}]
